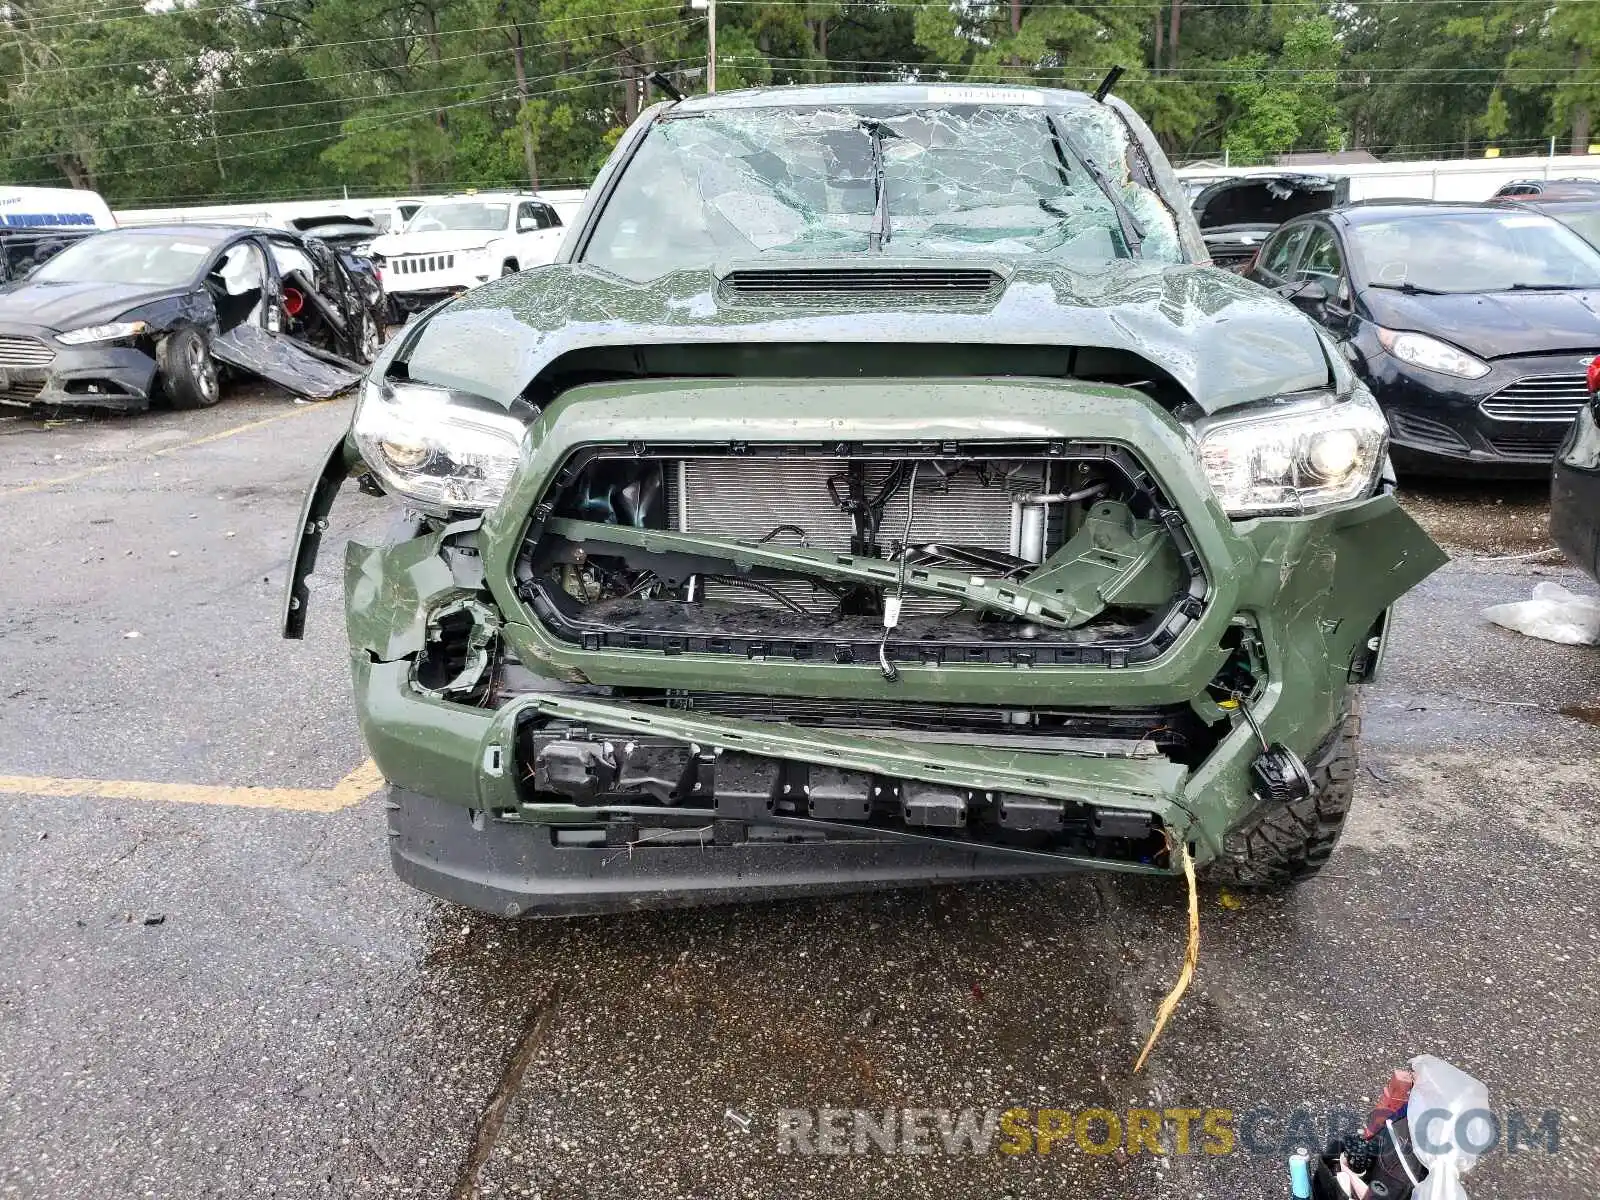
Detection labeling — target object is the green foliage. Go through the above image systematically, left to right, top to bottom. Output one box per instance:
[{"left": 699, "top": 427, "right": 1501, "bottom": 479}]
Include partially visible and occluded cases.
[
  {"left": 2, "top": 0, "right": 1598, "bottom": 204},
  {"left": 1222, "top": 17, "right": 1344, "bottom": 166}
]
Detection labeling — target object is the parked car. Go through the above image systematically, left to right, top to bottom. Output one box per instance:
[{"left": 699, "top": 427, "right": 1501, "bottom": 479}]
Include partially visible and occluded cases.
[
  {"left": 283, "top": 83, "right": 1445, "bottom": 917},
  {"left": 1190, "top": 173, "right": 1347, "bottom": 271},
  {"left": 1491, "top": 178, "right": 1600, "bottom": 200},
  {"left": 368, "top": 192, "right": 566, "bottom": 315},
  {"left": 1493, "top": 194, "right": 1600, "bottom": 253},
  {"left": 1246, "top": 202, "right": 1600, "bottom": 477},
  {"left": 284, "top": 213, "right": 381, "bottom": 256},
  {"left": 0, "top": 224, "right": 385, "bottom": 410},
  {"left": 1551, "top": 355, "right": 1600, "bottom": 583}
]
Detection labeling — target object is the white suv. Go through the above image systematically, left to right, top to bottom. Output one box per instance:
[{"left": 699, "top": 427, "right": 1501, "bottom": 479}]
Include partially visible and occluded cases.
[{"left": 369, "top": 194, "right": 566, "bottom": 314}]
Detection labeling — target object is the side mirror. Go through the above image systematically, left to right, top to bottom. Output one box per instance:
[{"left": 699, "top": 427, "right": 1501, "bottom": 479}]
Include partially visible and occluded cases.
[
  {"left": 516, "top": 216, "right": 537, "bottom": 233},
  {"left": 1279, "top": 278, "right": 1330, "bottom": 312}
]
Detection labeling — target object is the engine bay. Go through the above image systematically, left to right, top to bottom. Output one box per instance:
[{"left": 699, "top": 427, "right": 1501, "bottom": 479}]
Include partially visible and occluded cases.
[{"left": 515, "top": 439, "right": 1209, "bottom": 669}]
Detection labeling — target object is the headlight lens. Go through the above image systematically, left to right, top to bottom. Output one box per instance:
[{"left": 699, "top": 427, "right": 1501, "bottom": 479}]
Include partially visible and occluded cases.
[
  {"left": 57, "top": 321, "right": 147, "bottom": 345},
  {"left": 1377, "top": 328, "right": 1491, "bottom": 379},
  {"left": 351, "top": 376, "right": 527, "bottom": 514},
  {"left": 1192, "top": 391, "right": 1389, "bottom": 517}
]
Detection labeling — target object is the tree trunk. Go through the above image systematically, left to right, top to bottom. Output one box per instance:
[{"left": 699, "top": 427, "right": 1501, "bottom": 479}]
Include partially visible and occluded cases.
[
  {"left": 1009, "top": 0, "right": 1022, "bottom": 67},
  {"left": 1167, "top": 0, "right": 1182, "bottom": 72},
  {"left": 423, "top": 7, "right": 446, "bottom": 134},
  {"left": 1153, "top": 7, "right": 1164, "bottom": 75},
  {"left": 818, "top": 18, "right": 828, "bottom": 61},
  {"left": 509, "top": 26, "right": 539, "bottom": 189},
  {"left": 1573, "top": 46, "right": 1593, "bottom": 154},
  {"left": 57, "top": 154, "right": 93, "bottom": 192}
]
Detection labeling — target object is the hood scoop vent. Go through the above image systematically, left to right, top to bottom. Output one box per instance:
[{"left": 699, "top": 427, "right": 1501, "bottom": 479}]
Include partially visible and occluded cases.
[{"left": 720, "top": 266, "right": 1005, "bottom": 302}]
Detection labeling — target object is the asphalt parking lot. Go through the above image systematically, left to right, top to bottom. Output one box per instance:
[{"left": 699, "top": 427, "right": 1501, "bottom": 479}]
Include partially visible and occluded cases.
[{"left": 2, "top": 384, "right": 1597, "bottom": 1200}]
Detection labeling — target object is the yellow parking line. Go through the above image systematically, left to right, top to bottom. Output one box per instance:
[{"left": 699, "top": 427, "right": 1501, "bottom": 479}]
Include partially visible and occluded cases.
[
  {"left": 0, "top": 403, "right": 327, "bottom": 499},
  {"left": 0, "top": 759, "right": 385, "bottom": 813}
]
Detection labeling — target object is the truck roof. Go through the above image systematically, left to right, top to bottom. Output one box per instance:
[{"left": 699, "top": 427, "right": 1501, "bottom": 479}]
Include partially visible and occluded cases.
[{"left": 669, "top": 83, "right": 1101, "bottom": 114}]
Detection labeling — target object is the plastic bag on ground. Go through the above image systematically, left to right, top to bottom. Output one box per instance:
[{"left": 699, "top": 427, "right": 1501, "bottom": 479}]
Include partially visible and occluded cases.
[
  {"left": 1482, "top": 581, "right": 1600, "bottom": 645},
  {"left": 1408, "top": 1054, "right": 1492, "bottom": 1200}
]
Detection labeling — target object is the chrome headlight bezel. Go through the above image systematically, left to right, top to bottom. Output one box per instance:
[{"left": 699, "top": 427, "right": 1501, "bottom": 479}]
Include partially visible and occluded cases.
[
  {"left": 351, "top": 375, "right": 528, "bottom": 515},
  {"left": 1189, "top": 389, "right": 1390, "bottom": 518}
]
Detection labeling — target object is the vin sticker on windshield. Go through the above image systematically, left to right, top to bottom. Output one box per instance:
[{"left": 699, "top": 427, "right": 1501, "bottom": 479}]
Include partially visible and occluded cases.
[
  {"left": 925, "top": 87, "right": 1045, "bottom": 106},
  {"left": 169, "top": 242, "right": 212, "bottom": 254}
]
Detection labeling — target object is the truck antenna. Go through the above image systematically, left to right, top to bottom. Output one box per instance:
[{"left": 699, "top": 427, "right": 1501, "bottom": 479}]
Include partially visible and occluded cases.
[
  {"left": 1093, "top": 65, "right": 1125, "bottom": 104},
  {"left": 647, "top": 71, "right": 684, "bottom": 102}
]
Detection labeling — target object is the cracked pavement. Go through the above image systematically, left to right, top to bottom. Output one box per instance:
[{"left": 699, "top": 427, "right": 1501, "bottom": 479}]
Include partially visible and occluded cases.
[{"left": 0, "top": 390, "right": 1597, "bottom": 1198}]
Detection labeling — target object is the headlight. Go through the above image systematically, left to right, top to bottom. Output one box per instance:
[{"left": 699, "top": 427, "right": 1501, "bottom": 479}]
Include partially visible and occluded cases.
[
  {"left": 57, "top": 320, "right": 147, "bottom": 345},
  {"left": 1377, "top": 328, "right": 1490, "bottom": 379},
  {"left": 351, "top": 376, "right": 527, "bottom": 514},
  {"left": 1192, "top": 391, "right": 1389, "bottom": 517}
]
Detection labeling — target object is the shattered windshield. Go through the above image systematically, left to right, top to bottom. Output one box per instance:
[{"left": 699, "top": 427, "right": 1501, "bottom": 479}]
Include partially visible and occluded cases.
[
  {"left": 583, "top": 102, "right": 1182, "bottom": 281},
  {"left": 406, "top": 202, "right": 509, "bottom": 233},
  {"left": 28, "top": 231, "right": 214, "bottom": 287}
]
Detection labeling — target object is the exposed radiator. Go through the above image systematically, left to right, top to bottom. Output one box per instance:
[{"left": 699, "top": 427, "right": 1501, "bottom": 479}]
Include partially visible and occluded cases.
[{"left": 668, "top": 458, "right": 1052, "bottom": 614}]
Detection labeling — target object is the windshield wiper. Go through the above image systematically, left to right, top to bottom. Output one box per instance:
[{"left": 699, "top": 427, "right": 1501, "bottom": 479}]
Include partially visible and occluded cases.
[
  {"left": 1047, "top": 115, "right": 1145, "bottom": 258},
  {"left": 862, "top": 119, "right": 894, "bottom": 252},
  {"left": 1368, "top": 281, "right": 1449, "bottom": 295},
  {"left": 1503, "top": 282, "right": 1582, "bottom": 291}
]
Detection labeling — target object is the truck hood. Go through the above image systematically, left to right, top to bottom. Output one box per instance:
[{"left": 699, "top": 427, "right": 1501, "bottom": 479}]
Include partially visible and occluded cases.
[
  {"left": 371, "top": 229, "right": 500, "bottom": 257},
  {"left": 398, "top": 257, "right": 1334, "bottom": 414},
  {"left": 1361, "top": 285, "right": 1600, "bottom": 360}
]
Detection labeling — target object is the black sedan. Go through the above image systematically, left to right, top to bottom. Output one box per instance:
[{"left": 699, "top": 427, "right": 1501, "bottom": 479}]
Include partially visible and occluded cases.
[
  {"left": 1246, "top": 202, "right": 1600, "bottom": 477},
  {"left": 0, "top": 224, "right": 385, "bottom": 411}
]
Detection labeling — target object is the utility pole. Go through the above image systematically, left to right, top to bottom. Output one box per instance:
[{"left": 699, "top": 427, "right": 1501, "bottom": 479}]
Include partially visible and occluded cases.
[{"left": 693, "top": 0, "right": 715, "bottom": 92}]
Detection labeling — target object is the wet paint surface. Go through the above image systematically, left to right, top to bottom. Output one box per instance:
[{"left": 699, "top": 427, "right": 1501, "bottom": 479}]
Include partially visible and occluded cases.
[{"left": 400, "top": 256, "right": 1333, "bottom": 415}]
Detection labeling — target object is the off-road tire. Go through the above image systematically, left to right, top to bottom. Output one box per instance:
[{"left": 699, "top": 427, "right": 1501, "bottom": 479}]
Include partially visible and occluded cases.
[
  {"left": 501, "top": 259, "right": 519, "bottom": 276},
  {"left": 157, "top": 327, "right": 221, "bottom": 409},
  {"left": 1209, "top": 704, "right": 1360, "bottom": 888}
]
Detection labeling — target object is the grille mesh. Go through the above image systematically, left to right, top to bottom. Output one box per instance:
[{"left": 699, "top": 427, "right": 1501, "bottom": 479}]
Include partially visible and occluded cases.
[
  {"left": 391, "top": 253, "right": 455, "bottom": 275},
  {"left": 0, "top": 335, "right": 55, "bottom": 370},
  {"left": 1481, "top": 373, "right": 1589, "bottom": 422},
  {"left": 0, "top": 378, "right": 47, "bottom": 403},
  {"left": 1388, "top": 410, "right": 1469, "bottom": 451},
  {"left": 1486, "top": 430, "right": 1567, "bottom": 457}
]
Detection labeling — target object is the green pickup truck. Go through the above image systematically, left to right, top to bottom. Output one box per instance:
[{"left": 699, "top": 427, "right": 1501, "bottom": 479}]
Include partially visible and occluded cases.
[{"left": 284, "top": 84, "right": 1446, "bottom": 917}]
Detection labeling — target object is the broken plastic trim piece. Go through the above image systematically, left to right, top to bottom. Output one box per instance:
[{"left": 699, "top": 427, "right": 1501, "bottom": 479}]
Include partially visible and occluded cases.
[
  {"left": 282, "top": 433, "right": 362, "bottom": 639},
  {"left": 544, "top": 517, "right": 1091, "bottom": 629},
  {"left": 413, "top": 596, "right": 502, "bottom": 700},
  {"left": 519, "top": 693, "right": 1187, "bottom": 809},
  {"left": 513, "top": 718, "right": 1179, "bottom": 868}
]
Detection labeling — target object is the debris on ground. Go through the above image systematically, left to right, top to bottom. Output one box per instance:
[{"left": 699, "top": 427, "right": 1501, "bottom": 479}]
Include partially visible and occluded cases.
[
  {"left": 1483, "top": 582, "right": 1600, "bottom": 645},
  {"left": 1133, "top": 841, "right": 1199, "bottom": 1074},
  {"left": 1304, "top": 1055, "right": 1491, "bottom": 1199}
]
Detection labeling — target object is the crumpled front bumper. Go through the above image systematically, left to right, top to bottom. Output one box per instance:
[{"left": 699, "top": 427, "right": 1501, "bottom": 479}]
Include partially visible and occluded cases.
[
  {"left": 0, "top": 321, "right": 157, "bottom": 410},
  {"left": 330, "top": 380, "right": 1447, "bottom": 915}
]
